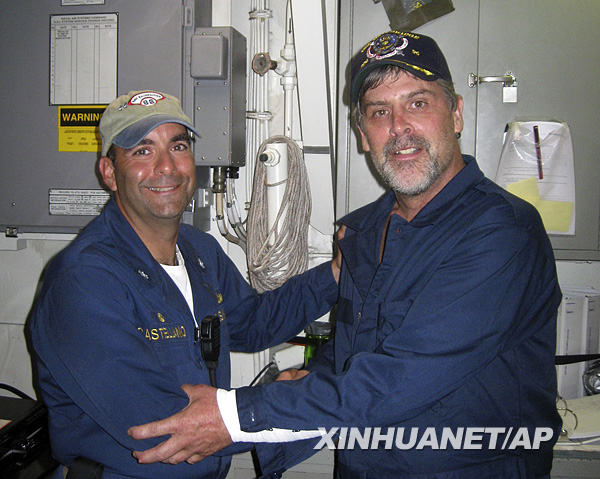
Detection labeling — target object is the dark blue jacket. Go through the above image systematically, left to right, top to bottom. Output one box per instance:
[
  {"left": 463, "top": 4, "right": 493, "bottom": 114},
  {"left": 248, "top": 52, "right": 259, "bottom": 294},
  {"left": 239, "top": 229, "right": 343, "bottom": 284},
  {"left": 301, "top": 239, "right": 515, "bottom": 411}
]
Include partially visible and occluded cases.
[
  {"left": 242, "top": 156, "right": 562, "bottom": 478},
  {"left": 30, "top": 198, "right": 338, "bottom": 479}
]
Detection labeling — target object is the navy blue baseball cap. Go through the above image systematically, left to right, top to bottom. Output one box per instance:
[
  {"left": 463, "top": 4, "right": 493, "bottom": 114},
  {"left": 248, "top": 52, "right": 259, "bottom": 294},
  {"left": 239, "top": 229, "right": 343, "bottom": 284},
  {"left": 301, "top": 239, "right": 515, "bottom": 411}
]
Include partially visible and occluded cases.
[{"left": 350, "top": 31, "right": 452, "bottom": 104}]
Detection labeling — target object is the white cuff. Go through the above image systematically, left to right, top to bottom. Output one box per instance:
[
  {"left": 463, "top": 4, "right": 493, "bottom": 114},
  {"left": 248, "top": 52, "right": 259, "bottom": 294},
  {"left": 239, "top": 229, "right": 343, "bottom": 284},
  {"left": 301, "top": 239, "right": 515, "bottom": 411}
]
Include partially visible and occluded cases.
[{"left": 216, "top": 389, "right": 323, "bottom": 443}]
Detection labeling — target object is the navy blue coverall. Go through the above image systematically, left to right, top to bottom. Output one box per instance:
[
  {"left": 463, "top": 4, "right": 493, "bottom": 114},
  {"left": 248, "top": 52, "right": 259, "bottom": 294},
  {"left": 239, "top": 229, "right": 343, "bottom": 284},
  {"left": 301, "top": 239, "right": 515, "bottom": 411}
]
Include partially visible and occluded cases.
[
  {"left": 243, "top": 156, "right": 562, "bottom": 479},
  {"left": 30, "top": 198, "right": 338, "bottom": 478}
]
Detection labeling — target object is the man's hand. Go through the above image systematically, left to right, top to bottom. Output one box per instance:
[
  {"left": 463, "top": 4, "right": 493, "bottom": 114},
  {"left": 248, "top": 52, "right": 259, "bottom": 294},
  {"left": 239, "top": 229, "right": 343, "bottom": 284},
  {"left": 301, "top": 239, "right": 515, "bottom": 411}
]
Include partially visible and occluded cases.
[
  {"left": 276, "top": 368, "right": 310, "bottom": 381},
  {"left": 127, "top": 384, "right": 232, "bottom": 465}
]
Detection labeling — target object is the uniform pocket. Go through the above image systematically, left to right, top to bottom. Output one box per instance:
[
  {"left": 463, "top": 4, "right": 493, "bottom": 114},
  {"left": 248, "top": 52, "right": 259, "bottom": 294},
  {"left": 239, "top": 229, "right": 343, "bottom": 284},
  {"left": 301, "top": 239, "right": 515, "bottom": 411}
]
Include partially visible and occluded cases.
[
  {"left": 376, "top": 299, "right": 412, "bottom": 347},
  {"left": 141, "top": 323, "right": 192, "bottom": 366},
  {"left": 153, "top": 341, "right": 193, "bottom": 366}
]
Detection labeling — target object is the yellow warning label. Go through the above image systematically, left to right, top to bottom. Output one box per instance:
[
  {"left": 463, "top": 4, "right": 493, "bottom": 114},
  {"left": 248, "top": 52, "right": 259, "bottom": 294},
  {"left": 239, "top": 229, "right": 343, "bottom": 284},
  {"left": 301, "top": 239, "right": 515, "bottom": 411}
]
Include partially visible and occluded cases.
[{"left": 58, "top": 105, "right": 106, "bottom": 152}]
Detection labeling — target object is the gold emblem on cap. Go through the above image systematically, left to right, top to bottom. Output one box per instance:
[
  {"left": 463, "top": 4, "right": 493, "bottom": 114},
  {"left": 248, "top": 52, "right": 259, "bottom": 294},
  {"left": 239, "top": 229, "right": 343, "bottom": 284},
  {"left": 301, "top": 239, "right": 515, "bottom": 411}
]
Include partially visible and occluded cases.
[{"left": 157, "top": 312, "right": 165, "bottom": 323}]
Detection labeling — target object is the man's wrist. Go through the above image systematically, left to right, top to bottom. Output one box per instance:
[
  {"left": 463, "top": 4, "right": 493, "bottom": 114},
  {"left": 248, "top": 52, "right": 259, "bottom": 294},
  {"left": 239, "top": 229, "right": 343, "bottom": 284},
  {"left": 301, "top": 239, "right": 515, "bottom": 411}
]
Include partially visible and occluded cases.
[
  {"left": 216, "top": 388, "right": 323, "bottom": 443},
  {"left": 216, "top": 389, "right": 243, "bottom": 441}
]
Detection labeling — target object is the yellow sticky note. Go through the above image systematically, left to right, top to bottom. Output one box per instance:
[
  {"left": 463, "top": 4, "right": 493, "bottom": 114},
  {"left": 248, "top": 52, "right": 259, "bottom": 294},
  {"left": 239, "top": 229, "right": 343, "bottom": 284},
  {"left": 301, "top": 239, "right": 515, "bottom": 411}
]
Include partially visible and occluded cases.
[
  {"left": 506, "top": 177, "right": 540, "bottom": 202},
  {"left": 506, "top": 178, "right": 573, "bottom": 232},
  {"left": 536, "top": 201, "right": 573, "bottom": 232}
]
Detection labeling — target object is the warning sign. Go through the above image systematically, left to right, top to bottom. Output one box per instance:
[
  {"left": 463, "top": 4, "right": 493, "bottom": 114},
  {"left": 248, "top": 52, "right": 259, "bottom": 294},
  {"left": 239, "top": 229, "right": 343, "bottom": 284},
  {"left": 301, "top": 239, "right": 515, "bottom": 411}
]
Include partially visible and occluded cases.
[{"left": 58, "top": 106, "right": 106, "bottom": 152}]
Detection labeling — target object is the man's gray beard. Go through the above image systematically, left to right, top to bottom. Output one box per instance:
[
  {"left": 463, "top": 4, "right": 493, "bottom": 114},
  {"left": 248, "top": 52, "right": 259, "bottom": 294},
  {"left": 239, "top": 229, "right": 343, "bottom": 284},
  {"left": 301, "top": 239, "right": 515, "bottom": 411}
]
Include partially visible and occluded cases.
[{"left": 374, "top": 138, "right": 442, "bottom": 196}]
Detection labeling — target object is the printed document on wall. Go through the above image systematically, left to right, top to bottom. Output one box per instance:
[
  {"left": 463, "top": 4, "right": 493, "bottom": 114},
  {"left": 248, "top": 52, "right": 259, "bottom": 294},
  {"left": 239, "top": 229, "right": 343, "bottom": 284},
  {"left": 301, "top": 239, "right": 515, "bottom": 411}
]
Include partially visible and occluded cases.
[
  {"left": 50, "top": 14, "right": 117, "bottom": 105},
  {"left": 495, "top": 120, "right": 575, "bottom": 235}
]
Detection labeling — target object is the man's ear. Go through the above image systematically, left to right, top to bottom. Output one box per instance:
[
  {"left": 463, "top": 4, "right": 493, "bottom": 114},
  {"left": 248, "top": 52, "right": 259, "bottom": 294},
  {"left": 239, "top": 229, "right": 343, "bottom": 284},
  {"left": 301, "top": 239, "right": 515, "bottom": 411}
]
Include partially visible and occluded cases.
[
  {"left": 453, "top": 96, "right": 464, "bottom": 136},
  {"left": 358, "top": 125, "right": 371, "bottom": 153},
  {"left": 98, "top": 156, "right": 117, "bottom": 192}
]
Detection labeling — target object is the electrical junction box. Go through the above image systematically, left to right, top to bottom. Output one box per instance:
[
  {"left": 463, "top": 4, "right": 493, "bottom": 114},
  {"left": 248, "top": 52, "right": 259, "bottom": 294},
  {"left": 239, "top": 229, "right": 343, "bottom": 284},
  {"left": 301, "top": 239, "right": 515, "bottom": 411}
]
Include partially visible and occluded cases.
[{"left": 191, "top": 27, "right": 247, "bottom": 168}]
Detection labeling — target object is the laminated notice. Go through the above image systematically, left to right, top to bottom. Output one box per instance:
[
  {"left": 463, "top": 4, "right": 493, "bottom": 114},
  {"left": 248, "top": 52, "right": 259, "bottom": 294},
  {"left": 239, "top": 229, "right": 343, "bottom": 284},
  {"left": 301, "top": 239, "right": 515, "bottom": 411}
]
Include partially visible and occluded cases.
[
  {"left": 495, "top": 120, "right": 575, "bottom": 235},
  {"left": 49, "top": 189, "right": 110, "bottom": 216}
]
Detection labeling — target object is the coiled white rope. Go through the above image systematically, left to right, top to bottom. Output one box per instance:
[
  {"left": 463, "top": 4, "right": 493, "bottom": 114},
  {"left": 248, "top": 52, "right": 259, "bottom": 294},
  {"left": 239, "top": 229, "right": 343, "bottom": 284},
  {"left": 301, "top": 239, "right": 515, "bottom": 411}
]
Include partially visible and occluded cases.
[{"left": 247, "top": 136, "right": 311, "bottom": 292}]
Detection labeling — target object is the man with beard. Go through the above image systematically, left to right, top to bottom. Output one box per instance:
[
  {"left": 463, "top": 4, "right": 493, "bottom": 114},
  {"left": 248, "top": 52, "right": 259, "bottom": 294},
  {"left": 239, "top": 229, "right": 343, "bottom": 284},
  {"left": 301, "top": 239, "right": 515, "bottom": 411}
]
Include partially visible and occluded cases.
[{"left": 129, "top": 32, "right": 562, "bottom": 478}]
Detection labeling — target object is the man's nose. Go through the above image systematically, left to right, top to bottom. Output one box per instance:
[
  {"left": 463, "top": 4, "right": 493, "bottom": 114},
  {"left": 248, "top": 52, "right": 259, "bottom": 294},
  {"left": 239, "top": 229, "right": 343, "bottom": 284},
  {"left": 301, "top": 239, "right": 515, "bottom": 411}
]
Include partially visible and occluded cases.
[
  {"left": 390, "top": 110, "right": 413, "bottom": 137},
  {"left": 154, "top": 149, "right": 176, "bottom": 174}
]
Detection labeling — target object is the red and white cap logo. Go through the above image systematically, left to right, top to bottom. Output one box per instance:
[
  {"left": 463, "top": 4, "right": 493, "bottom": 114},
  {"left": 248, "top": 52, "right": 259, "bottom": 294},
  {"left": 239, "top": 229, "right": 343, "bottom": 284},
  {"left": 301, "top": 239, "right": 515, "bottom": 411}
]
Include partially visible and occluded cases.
[{"left": 128, "top": 91, "right": 165, "bottom": 107}]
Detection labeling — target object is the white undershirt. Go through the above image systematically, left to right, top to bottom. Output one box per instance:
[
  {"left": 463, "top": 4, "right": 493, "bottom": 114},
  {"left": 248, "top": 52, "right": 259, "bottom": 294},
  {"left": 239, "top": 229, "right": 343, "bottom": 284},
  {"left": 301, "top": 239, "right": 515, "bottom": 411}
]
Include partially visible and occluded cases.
[
  {"left": 160, "top": 246, "right": 197, "bottom": 327},
  {"left": 161, "top": 247, "right": 322, "bottom": 443}
]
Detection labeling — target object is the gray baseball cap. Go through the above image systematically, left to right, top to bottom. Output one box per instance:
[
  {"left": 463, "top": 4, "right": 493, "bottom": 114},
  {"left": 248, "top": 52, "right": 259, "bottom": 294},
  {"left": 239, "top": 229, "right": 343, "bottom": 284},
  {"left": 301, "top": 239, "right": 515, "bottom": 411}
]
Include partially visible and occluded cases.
[{"left": 99, "top": 90, "right": 199, "bottom": 156}]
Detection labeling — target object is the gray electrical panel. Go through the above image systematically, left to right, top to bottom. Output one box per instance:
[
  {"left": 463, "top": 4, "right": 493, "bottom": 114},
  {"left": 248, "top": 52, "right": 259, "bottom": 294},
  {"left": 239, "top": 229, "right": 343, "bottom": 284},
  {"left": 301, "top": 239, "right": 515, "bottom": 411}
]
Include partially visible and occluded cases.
[
  {"left": 0, "top": 0, "right": 246, "bottom": 235},
  {"left": 192, "top": 27, "right": 247, "bottom": 167}
]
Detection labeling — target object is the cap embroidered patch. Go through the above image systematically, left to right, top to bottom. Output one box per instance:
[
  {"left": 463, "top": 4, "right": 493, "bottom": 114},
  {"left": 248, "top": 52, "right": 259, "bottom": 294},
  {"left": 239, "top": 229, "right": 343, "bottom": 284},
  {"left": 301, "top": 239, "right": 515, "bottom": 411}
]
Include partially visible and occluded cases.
[
  {"left": 367, "top": 32, "right": 409, "bottom": 61},
  {"left": 128, "top": 91, "right": 166, "bottom": 107}
]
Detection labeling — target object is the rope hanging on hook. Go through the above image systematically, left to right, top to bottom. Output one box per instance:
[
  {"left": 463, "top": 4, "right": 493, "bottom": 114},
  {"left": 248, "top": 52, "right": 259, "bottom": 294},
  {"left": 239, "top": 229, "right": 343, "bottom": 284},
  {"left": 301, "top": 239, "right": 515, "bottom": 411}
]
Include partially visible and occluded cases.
[{"left": 247, "top": 136, "right": 311, "bottom": 293}]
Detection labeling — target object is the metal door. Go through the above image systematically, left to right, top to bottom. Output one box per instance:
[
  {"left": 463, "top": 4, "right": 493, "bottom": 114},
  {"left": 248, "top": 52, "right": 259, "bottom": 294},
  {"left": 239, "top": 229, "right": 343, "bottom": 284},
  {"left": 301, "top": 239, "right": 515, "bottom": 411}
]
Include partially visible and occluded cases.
[{"left": 473, "top": 1, "right": 600, "bottom": 259}]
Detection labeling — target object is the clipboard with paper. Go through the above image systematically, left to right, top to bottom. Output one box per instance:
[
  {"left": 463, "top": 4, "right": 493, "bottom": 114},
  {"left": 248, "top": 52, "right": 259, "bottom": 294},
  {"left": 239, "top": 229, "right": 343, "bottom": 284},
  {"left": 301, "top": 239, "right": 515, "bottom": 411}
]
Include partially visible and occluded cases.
[{"left": 495, "top": 120, "right": 576, "bottom": 235}]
